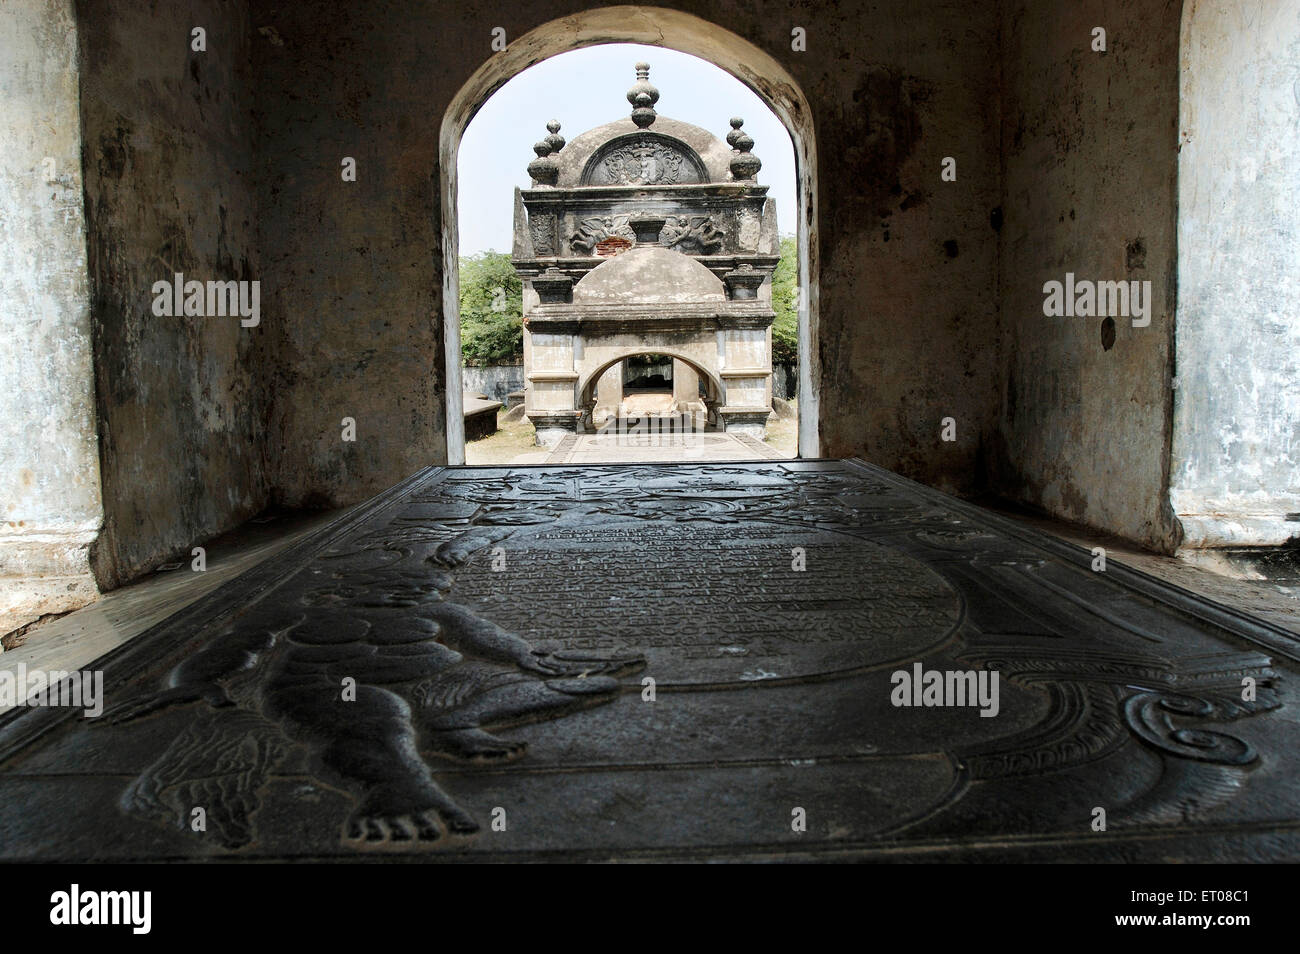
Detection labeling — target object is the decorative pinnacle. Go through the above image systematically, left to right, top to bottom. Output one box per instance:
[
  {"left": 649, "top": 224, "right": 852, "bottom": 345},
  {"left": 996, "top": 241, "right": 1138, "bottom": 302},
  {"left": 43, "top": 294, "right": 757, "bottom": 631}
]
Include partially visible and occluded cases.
[
  {"left": 627, "top": 61, "right": 660, "bottom": 129},
  {"left": 727, "top": 117, "right": 761, "bottom": 180},
  {"left": 544, "top": 120, "right": 565, "bottom": 154},
  {"left": 527, "top": 126, "right": 559, "bottom": 186}
]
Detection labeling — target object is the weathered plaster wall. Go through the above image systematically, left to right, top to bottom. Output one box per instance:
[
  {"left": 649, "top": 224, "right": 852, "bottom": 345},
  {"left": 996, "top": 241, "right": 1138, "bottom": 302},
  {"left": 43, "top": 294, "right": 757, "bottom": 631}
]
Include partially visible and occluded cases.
[
  {"left": 0, "top": 0, "right": 102, "bottom": 633},
  {"left": 8, "top": 0, "right": 1286, "bottom": 624},
  {"left": 78, "top": 0, "right": 268, "bottom": 587},
  {"left": 250, "top": 0, "right": 1003, "bottom": 504},
  {"left": 995, "top": 0, "right": 1182, "bottom": 551},
  {"left": 1172, "top": 0, "right": 1300, "bottom": 547},
  {"left": 252, "top": 2, "right": 450, "bottom": 509},
  {"left": 809, "top": 2, "right": 1003, "bottom": 494}
]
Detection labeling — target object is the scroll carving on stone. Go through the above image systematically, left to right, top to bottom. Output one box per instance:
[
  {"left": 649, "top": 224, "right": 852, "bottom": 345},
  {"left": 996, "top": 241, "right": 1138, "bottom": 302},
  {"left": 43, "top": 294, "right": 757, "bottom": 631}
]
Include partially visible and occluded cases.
[
  {"left": 581, "top": 134, "right": 706, "bottom": 186},
  {"left": 570, "top": 214, "right": 634, "bottom": 256},
  {"left": 661, "top": 215, "right": 725, "bottom": 255},
  {"left": 1123, "top": 684, "right": 1281, "bottom": 765}
]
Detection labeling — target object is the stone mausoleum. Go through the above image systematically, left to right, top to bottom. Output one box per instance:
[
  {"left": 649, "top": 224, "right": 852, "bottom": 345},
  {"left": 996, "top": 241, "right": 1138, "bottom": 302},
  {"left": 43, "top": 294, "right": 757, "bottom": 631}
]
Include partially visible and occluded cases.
[{"left": 512, "top": 63, "right": 780, "bottom": 445}]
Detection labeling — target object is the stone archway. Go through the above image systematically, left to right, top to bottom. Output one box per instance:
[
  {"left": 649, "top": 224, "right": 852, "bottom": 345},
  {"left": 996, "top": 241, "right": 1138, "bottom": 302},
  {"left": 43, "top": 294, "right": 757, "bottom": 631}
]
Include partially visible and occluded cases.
[
  {"left": 438, "top": 6, "right": 819, "bottom": 463},
  {"left": 521, "top": 211, "right": 777, "bottom": 444},
  {"left": 577, "top": 347, "right": 725, "bottom": 432},
  {"left": 577, "top": 348, "right": 724, "bottom": 408}
]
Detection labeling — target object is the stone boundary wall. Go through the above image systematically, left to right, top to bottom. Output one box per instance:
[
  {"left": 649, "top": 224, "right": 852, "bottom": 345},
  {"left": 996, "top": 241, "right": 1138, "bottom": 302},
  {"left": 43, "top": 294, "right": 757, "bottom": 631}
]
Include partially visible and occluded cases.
[{"left": 462, "top": 364, "right": 525, "bottom": 404}]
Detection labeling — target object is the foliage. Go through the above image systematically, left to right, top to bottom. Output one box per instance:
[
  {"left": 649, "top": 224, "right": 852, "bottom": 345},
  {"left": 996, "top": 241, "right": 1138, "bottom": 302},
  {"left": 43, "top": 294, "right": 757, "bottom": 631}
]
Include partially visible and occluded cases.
[
  {"left": 770, "top": 236, "right": 799, "bottom": 365},
  {"left": 459, "top": 252, "right": 523, "bottom": 365}
]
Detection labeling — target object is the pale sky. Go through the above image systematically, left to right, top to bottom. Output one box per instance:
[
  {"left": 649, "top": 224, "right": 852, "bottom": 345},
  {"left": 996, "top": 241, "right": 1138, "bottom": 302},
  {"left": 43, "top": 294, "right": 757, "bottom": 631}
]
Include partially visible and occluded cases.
[{"left": 457, "top": 43, "right": 796, "bottom": 255}]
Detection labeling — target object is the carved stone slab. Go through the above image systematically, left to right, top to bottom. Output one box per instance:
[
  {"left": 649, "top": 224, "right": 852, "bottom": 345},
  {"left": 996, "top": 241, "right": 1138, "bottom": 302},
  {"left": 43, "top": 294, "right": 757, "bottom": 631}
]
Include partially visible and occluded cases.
[
  {"left": 580, "top": 133, "right": 707, "bottom": 186},
  {"left": 0, "top": 460, "right": 1295, "bottom": 861}
]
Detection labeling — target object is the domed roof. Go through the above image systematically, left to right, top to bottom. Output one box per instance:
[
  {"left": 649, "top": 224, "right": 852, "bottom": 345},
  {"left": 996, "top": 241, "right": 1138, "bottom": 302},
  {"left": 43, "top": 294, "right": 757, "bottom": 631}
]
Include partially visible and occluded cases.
[{"left": 572, "top": 247, "right": 726, "bottom": 304}]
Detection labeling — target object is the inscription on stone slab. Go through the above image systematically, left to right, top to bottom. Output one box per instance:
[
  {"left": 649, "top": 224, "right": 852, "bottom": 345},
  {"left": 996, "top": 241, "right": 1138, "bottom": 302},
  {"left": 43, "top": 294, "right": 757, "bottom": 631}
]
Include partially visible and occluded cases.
[
  {"left": 0, "top": 461, "right": 1292, "bottom": 862},
  {"left": 449, "top": 522, "right": 962, "bottom": 685}
]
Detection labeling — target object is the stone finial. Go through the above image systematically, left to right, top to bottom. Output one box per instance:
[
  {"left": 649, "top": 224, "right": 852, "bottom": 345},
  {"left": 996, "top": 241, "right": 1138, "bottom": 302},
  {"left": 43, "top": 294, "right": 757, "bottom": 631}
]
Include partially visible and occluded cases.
[
  {"left": 627, "top": 61, "right": 660, "bottom": 129},
  {"left": 727, "top": 117, "right": 761, "bottom": 180},
  {"left": 544, "top": 120, "right": 565, "bottom": 154},
  {"left": 527, "top": 130, "right": 559, "bottom": 187}
]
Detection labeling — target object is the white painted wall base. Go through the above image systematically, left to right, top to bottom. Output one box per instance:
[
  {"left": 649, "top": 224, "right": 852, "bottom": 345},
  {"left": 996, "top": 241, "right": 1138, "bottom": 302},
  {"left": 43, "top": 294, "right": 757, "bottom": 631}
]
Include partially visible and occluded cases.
[
  {"left": 0, "top": 0, "right": 103, "bottom": 635},
  {"left": 1172, "top": 0, "right": 1300, "bottom": 548},
  {"left": 1173, "top": 490, "right": 1300, "bottom": 549}
]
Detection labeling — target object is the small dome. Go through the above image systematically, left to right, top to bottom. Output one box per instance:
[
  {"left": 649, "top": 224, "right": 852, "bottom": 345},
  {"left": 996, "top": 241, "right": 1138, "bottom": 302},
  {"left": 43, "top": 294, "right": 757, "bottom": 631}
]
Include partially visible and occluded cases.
[{"left": 572, "top": 247, "right": 726, "bottom": 304}]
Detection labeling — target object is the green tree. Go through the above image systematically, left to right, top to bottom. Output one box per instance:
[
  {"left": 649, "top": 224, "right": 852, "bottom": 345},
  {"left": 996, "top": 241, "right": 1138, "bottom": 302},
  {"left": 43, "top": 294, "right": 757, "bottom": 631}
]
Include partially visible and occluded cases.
[
  {"left": 770, "top": 235, "right": 799, "bottom": 365},
  {"left": 459, "top": 251, "right": 523, "bottom": 365}
]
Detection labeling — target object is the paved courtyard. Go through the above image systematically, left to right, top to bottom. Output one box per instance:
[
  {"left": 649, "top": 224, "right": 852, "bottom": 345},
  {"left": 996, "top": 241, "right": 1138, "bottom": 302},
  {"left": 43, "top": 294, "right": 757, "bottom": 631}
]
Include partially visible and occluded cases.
[{"left": 543, "top": 429, "right": 784, "bottom": 463}]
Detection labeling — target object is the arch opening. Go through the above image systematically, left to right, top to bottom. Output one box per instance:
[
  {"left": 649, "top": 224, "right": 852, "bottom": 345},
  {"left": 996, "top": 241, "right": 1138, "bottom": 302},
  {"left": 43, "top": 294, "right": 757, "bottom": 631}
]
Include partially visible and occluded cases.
[
  {"left": 439, "top": 6, "right": 819, "bottom": 465},
  {"left": 577, "top": 348, "right": 725, "bottom": 433}
]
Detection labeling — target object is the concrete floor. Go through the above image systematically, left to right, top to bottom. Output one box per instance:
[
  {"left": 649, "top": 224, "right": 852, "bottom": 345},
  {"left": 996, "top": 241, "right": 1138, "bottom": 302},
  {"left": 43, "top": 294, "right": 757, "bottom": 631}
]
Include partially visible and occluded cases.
[{"left": 1, "top": 460, "right": 1296, "bottom": 861}]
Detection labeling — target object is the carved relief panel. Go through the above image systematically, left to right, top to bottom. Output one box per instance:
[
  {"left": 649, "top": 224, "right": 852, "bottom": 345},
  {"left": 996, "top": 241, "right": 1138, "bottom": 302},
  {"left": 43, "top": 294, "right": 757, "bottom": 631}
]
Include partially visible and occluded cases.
[{"left": 580, "top": 133, "right": 707, "bottom": 186}]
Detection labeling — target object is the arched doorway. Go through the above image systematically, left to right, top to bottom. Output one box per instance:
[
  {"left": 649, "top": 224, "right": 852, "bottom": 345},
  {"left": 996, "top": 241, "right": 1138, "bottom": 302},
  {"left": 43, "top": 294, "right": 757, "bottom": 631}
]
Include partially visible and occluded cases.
[
  {"left": 438, "top": 6, "right": 819, "bottom": 464},
  {"left": 577, "top": 348, "right": 726, "bottom": 433}
]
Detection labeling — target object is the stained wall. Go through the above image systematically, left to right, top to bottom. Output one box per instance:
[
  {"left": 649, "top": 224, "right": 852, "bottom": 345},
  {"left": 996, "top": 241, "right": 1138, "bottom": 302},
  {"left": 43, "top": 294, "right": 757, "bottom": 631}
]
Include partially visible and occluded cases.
[
  {"left": 77, "top": 0, "right": 269, "bottom": 587},
  {"left": 995, "top": 0, "right": 1183, "bottom": 551},
  {"left": 1172, "top": 0, "right": 1300, "bottom": 547}
]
